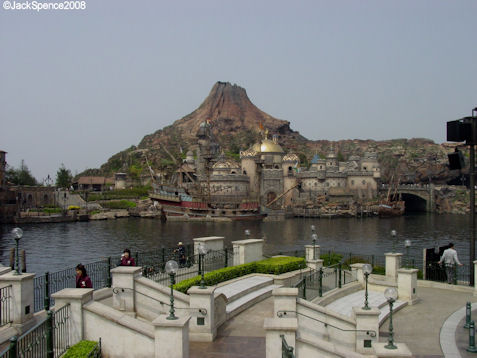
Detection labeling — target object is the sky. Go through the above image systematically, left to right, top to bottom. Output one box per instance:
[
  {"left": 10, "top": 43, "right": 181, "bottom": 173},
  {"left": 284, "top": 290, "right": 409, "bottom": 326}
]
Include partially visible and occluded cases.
[{"left": 1, "top": 0, "right": 476, "bottom": 182}]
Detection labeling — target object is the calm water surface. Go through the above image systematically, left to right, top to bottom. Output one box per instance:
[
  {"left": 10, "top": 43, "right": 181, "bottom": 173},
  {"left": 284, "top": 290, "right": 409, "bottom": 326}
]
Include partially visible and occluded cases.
[{"left": 0, "top": 214, "right": 471, "bottom": 275}]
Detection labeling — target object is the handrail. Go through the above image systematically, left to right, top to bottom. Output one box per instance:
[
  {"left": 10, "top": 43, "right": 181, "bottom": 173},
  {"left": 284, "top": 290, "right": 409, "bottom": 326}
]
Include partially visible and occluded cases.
[
  {"left": 112, "top": 287, "right": 207, "bottom": 316},
  {"left": 17, "top": 303, "right": 71, "bottom": 340},
  {"left": 277, "top": 310, "right": 376, "bottom": 337},
  {"left": 280, "top": 334, "right": 295, "bottom": 358}
]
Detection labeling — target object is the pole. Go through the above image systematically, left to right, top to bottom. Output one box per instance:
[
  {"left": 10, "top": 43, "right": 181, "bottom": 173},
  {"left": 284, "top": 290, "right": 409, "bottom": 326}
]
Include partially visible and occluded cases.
[
  {"left": 471, "top": 113, "right": 476, "bottom": 286},
  {"left": 44, "top": 272, "right": 50, "bottom": 311},
  {"left": 46, "top": 310, "right": 54, "bottom": 358}
]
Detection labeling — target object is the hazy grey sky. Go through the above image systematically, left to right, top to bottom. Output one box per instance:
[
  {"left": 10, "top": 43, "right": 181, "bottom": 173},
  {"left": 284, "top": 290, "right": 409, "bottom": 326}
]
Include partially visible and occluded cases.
[{"left": 1, "top": 0, "right": 476, "bottom": 182}]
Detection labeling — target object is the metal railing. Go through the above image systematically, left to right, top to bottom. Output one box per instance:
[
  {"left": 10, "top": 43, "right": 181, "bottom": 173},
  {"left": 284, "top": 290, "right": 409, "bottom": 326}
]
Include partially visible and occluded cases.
[
  {"left": 33, "top": 244, "right": 196, "bottom": 312},
  {"left": 142, "top": 248, "right": 233, "bottom": 286},
  {"left": 426, "top": 263, "right": 470, "bottom": 285},
  {"left": 295, "top": 264, "right": 357, "bottom": 301},
  {"left": 0, "top": 285, "right": 12, "bottom": 327},
  {"left": 3, "top": 304, "right": 71, "bottom": 358},
  {"left": 277, "top": 310, "right": 377, "bottom": 337},
  {"left": 280, "top": 334, "right": 295, "bottom": 358},
  {"left": 86, "top": 338, "right": 102, "bottom": 358}
]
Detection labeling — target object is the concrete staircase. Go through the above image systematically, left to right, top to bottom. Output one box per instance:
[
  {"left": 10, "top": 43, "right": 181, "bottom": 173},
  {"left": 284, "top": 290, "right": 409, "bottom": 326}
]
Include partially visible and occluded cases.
[
  {"left": 215, "top": 275, "right": 281, "bottom": 319},
  {"left": 324, "top": 290, "right": 407, "bottom": 325}
]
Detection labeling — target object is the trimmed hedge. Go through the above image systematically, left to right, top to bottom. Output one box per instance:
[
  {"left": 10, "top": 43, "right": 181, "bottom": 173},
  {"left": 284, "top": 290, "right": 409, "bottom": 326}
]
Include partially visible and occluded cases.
[
  {"left": 101, "top": 200, "right": 136, "bottom": 209},
  {"left": 174, "top": 256, "right": 306, "bottom": 294},
  {"left": 62, "top": 340, "right": 98, "bottom": 358}
]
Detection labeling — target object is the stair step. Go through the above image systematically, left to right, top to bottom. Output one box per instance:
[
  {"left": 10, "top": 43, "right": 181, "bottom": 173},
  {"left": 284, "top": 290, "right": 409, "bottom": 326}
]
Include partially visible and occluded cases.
[
  {"left": 216, "top": 276, "right": 274, "bottom": 303},
  {"left": 226, "top": 284, "right": 281, "bottom": 319}
]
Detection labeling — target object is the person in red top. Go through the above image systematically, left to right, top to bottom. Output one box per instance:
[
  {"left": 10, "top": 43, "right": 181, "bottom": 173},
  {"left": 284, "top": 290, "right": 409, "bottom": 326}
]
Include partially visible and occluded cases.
[
  {"left": 119, "top": 248, "right": 136, "bottom": 266},
  {"left": 75, "top": 264, "right": 93, "bottom": 288}
]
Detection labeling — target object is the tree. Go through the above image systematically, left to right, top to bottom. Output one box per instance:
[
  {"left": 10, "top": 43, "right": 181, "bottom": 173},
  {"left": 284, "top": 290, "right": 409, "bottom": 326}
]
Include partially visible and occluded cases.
[
  {"left": 5, "top": 160, "right": 38, "bottom": 186},
  {"left": 56, "top": 164, "right": 73, "bottom": 189}
]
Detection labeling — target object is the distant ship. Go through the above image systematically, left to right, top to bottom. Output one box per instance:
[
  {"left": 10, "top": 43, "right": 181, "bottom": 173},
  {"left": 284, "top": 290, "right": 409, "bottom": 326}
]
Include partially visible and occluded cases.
[{"left": 149, "top": 185, "right": 266, "bottom": 221}]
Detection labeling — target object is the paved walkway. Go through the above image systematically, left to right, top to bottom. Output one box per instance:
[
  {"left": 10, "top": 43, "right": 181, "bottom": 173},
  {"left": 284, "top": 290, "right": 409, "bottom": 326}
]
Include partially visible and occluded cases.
[
  {"left": 190, "top": 281, "right": 477, "bottom": 357},
  {"left": 190, "top": 297, "right": 273, "bottom": 358}
]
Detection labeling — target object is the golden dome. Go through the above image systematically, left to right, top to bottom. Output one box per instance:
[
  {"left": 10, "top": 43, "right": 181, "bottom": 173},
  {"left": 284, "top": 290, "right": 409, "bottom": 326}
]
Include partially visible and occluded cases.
[
  {"left": 251, "top": 139, "right": 284, "bottom": 153},
  {"left": 283, "top": 153, "right": 300, "bottom": 162}
]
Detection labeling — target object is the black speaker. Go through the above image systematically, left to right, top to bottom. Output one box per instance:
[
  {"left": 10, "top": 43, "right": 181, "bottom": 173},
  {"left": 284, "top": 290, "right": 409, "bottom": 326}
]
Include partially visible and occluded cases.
[
  {"left": 447, "top": 119, "right": 472, "bottom": 142},
  {"left": 448, "top": 151, "right": 465, "bottom": 170}
]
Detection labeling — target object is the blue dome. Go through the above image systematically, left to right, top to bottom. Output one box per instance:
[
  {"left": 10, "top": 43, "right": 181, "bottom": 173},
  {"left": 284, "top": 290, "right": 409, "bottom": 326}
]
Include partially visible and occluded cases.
[{"left": 311, "top": 154, "right": 321, "bottom": 164}]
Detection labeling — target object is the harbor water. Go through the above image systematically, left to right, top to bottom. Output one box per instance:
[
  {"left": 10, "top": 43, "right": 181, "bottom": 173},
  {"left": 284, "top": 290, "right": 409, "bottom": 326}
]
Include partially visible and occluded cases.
[{"left": 0, "top": 213, "right": 471, "bottom": 275}]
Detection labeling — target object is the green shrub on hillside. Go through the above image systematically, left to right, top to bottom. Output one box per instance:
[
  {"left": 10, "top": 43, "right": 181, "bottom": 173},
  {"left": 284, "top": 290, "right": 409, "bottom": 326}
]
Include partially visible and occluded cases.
[
  {"left": 86, "top": 186, "right": 151, "bottom": 201},
  {"left": 101, "top": 200, "right": 136, "bottom": 209},
  {"left": 320, "top": 253, "right": 343, "bottom": 266},
  {"left": 173, "top": 256, "right": 306, "bottom": 294},
  {"left": 62, "top": 340, "right": 98, "bottom": 358}
]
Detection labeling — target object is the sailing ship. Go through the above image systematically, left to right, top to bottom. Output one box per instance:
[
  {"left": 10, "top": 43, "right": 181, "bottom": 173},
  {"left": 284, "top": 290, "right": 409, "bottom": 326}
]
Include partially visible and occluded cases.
[{"left": 378, "top": 175, "right": 405, "bottom": 217}]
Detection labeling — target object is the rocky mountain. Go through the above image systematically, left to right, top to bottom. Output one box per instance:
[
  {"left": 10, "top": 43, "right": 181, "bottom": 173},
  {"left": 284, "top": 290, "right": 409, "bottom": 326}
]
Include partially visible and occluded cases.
[{"left": 94, "top": 81, "right": 460, "bottom": 184}]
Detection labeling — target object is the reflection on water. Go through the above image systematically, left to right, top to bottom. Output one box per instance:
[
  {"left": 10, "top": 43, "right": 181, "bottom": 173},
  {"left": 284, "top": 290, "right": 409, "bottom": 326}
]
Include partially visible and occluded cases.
[{"left": 0, "top": 214, "right": 471, "bottom": 275}]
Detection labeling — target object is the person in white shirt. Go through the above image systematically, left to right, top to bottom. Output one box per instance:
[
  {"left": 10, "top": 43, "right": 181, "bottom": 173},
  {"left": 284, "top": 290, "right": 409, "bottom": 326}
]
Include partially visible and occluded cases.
[{"left": 438, "top": 243, "right": 463, "bottom": 284}]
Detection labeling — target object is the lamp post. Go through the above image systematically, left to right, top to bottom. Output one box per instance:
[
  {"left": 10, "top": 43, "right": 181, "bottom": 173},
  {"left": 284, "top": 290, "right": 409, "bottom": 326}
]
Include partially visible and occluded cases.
[
  {"left": 12, "top": 228, "right": 23, "bottom": 275},
  {"left": 244, "top": 229, "right": 250, "bottom": 239},
  {"left": 391, "top": 230, "right": 397, "bottom": 253},
  {"left": 404, "top": 239, "right": 411, "bottom": 268},
  {"left": 198, "top": 243, "right": 207, "bottom": 289},
  {"left": 165, "top": 260, "right": 179, "bottom": 320},
  {"left": 362, "top": 264, "right": 372, "bottom": 310},
  {"left": 384, "top": 287, "right": 398, "bottom": 349}
]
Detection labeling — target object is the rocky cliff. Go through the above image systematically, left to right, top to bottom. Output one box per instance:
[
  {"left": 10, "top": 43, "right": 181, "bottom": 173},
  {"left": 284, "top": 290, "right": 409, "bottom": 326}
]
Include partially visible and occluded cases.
[{"left": 94, "top": 81, "right": 460, "bottom": 185}]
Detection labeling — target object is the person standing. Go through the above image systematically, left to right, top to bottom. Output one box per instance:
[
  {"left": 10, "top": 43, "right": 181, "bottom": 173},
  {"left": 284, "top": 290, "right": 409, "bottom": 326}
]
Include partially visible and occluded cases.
[
  {"left": 175, "top": 242, "right": 186, "bottom": 267},
  {"left": 438, "top": 243, "right": 463, "bottom": 284},
  {"left": 119, "top": 248, "right": 136, "bottom": 266},
  {"left": 75, "top": 264, "right": 93, "bottom": 288}
]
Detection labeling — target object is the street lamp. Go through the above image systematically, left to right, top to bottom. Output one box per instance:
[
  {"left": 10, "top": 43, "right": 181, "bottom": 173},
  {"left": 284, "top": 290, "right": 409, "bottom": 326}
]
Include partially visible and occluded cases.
[
  {"left": 311, "top": 225, "right": 317, "bottom": 259},
  {"left": 12, "top": 228, "right": 23, "bottom": 275},
  {"left": 244, "top": 229, "right": 250, "bottom": 239},
  {"left": 391, "top": 230, "right": 397, "bottom": 253},
  {"left": 404, "top": 239, "right": 411, "bottom": 268},
  {"left": 198, "top": 243, "right": 207, "bottom": 289},
  {"left": 165, "top": 260, "right": 179, "bottom": 320},
  {"left": 362, "top": 264, "right": 372, "bottom": 310},
  {"left": 384, "top": 287, "right": 398, "bottom": 349}
]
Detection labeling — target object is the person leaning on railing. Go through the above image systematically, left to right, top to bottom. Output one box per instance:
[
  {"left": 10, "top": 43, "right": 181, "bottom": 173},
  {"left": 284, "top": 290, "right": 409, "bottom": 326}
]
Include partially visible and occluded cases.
[
  {"left": 438, "top": 243, "right": 463, "bottom": 284},
  {"left": 118, "top": 248, "right": 136, "bottom": 266},
  {"left": 75, "top": 264, "right": 93, "bottom": 288}
]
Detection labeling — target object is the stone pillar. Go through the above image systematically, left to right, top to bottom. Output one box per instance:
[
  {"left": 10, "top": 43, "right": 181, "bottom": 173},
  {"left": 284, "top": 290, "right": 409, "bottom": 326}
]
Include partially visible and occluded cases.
[
  {"left": 193, "top": 236, "right": 224, "bottom": 255},
  {"left": 232, "top": 239, "right": 264, "bottom": 266},
  {"left": 305, "top": 244, "right": 321, "bottom": 262},
  {"left": 385, "top": 253, "right": 403, "bottom": 281},
  {"left": 306, "top": 259, "right": 323, "bottom": 271},
  {"left": 350, "top": 263, "right": 365, "bottom": 285},
  {"left": 111, "top": 266, "right": 142, "bottom": 316},
  {"left": 398, "top": 268, "right": 419, "bottom": 304},
  {"left": 0, "top": 272, "right": 35, "bottom": 327},
  {"left": 188, "top": 286, "right": 216, "bottom": 342},
  {"left": 273, "top": 287, "right": 298, "bottom": 317},
  {"left": 51, "top": 288, "right": 93, "bottom": 344},
  {"left": 352, "top": 307, "right": 380, "bottom": 354},
  {"left": 153, "top": 314, "right": 191, "bottom": 358},
  {"left": 264, "top": 318, "right": 297, "bottom": 358}
]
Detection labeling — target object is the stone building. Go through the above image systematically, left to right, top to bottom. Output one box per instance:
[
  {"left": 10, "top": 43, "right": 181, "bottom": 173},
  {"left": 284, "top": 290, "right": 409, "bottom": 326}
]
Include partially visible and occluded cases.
[{"left": 0, "top": 150, "right": 18, "bottom": 223}]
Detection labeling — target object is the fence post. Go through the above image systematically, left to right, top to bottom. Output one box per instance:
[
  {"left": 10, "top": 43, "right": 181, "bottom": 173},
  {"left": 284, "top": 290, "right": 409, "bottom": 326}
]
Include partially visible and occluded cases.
[
  {"left": 161, "top": 248, "right": 166, "bottom": 263},
  {"left": 224, "top": 248, "right": 228, "bottom": 268},
  {"left": 135, "top": 252, "right": 139, "bottom": 266},
  {"left": 372, "top": 255, "right": 375, "bottom": 267},
  {"left": 107, "top": 257, "right": 112, "bottom": 288},
  {"left": 338, "top": 263, "right": 342, "bottom": 288},
  {"left": 454, "top": 265, "right": 458, "bottom": 285},
  {"left": 319, "top": 268, "right": 323, "bottom": 297},
  {"left": 44, "top": 271, "right": 50, "bottom": 311},
  {"left": 303, "top": 278, "right": 307, "bottom": 300},
  {"left": 46, "top": 310, "right": 54, "bottom": 358},
  {"left": 8, "top": 336, "right": 17, "bottom": 358}
]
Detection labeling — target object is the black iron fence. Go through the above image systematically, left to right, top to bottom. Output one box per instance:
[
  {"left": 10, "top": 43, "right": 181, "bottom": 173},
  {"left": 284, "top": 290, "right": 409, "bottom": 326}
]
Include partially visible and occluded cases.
[
  {"left": 142, "top": 248, "right": 234, "bottom": 286},
  {"left": 426, "top": 263, "right": 470, "bottom": 285},
  {"left": 295, "top": 264, "right": 357, "bottom": 301},
  {"left": 0, "top": 285, "right": 12, "bottom": 327},
  {"left": 1, "top": 304, "right": 71, "bottom": 358},
  {"left": 280, "top": 334, "right": 295, "bottom": 358},
  {"left": 86, "top": 339, "right": 102, "bottom": 358}
]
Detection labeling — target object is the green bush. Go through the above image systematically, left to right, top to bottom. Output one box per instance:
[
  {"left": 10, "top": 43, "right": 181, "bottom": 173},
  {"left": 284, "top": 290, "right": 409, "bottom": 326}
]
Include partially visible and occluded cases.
[
  {"left": 86, "top": 187, "right": 151, "bottom": 201},
  {"left": 101, "top": 200, "right": 136, "bottom": 209},
  {"left": 43, "top": 207, "right": 62, "bottom": 214},
  {"left": 320, "top": 253, "right": 343, "bottom": 266},
  {"left": 173, "top": 257, "right": 306, "bottom": 294},
  {"left": 62, "top": 340, "right": 98, "bottom": 358}
]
